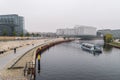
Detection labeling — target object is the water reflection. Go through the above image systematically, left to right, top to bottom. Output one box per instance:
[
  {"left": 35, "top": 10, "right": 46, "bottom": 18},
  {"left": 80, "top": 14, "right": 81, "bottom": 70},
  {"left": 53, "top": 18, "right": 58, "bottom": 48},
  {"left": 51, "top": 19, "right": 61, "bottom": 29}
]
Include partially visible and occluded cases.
[
  {"left": 103, "top": 44, "right": 113, "bottom": 52},
  {"left": 81, "top": 49, "right": 102, "bottom": 56},
  {"left": 92, "top": 52, "right": 102, "bottom": 56},
  {"left": 37, "top": 53, "right": 41, "bottom": 73},
  {"left": 38, "top": 59, "right": 40, "bottom": 73}
]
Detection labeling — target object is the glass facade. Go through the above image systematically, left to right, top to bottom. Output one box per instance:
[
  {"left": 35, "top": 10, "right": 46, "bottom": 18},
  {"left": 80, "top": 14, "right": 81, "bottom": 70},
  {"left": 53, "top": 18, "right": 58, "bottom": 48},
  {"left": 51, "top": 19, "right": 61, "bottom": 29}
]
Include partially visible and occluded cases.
[{"left": 0, "top": 14, "right": 24, "bottom": 36}]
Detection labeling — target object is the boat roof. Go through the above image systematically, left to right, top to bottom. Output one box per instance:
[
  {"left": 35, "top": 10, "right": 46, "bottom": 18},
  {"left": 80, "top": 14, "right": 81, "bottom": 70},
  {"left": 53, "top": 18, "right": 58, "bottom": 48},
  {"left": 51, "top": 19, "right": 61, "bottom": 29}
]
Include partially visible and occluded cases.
[{"left": 82, "top": 43, "right": 94, "bottom": 47}]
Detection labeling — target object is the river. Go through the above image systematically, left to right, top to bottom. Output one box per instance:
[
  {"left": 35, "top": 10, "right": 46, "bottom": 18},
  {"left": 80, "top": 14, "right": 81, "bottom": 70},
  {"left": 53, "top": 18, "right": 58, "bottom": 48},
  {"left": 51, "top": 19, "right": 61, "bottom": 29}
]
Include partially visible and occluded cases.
[{"left": 36, "top": 40, "right": 120, "bottom": 80}]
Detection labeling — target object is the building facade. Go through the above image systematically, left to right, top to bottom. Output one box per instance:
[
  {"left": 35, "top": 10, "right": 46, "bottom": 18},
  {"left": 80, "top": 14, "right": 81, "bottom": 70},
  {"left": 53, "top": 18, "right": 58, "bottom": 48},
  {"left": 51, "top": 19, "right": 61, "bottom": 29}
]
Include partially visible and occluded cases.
[
  {"left": 0, "top": 14, "right": 24, "bottom": 36},
  {"left": 56, "top": 25, "right": 96, "bottom": 36},
  {"left": 74, "top": 25, "right": 96, "bottom": 36}
]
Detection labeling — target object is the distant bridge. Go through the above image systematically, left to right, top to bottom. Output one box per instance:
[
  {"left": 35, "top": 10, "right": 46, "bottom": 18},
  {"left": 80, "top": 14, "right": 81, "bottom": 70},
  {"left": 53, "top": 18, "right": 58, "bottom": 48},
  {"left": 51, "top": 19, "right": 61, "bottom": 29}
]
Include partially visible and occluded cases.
[{"left": 58, "top": 35, "right": 100, "bottom": 40}]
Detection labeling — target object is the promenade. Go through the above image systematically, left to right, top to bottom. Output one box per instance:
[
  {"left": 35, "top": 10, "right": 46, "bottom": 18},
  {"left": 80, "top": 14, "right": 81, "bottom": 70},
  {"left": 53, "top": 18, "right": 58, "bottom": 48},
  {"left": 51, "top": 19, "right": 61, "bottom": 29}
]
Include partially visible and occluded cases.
[{"left": 0, "top": 38, "right": 51, "bottom": 80}]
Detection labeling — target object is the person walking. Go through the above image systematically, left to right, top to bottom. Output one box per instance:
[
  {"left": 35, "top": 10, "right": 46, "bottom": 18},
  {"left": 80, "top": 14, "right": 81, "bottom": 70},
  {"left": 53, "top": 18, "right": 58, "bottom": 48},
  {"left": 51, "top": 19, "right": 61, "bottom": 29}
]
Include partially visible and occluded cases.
[{"left": 14, "top": 48, "right": 16, "bottom": 53}]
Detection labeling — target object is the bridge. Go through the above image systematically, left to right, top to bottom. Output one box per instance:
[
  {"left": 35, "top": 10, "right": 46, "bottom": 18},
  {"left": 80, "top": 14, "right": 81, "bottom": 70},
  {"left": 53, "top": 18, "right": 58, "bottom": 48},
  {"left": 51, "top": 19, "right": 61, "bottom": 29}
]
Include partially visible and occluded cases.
[{"left": 59, "top": 35, "right": 98, "bottom": 40}]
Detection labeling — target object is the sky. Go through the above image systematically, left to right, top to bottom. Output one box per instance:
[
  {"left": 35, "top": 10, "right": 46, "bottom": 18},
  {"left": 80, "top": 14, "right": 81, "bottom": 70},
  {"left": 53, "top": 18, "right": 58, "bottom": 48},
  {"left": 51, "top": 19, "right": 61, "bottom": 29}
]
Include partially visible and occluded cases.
[{"left": 0, "top": 0, "right": 120, "bottom": 32}]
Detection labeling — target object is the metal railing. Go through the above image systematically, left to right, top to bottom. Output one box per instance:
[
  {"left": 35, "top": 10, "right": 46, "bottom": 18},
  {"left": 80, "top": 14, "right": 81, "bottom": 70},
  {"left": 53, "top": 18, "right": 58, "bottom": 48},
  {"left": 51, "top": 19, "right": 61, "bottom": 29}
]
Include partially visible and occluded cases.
[{"left": 24, "top": 62, "right": 35, "bottom": 80}]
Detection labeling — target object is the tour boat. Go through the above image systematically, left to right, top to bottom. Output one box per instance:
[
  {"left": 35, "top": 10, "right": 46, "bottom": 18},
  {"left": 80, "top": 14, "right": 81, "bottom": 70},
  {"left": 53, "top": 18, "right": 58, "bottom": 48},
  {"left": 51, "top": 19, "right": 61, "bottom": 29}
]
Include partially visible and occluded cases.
[{"left": 81, "top": 43, "right": 102, "bottom": 53}]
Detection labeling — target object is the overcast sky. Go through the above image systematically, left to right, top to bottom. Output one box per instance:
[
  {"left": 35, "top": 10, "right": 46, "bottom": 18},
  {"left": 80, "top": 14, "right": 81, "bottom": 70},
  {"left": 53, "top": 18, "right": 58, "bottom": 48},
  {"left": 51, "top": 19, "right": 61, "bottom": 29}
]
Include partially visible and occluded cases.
[{"left": 0, "top": 0, "right": 120, "bottom": 32}]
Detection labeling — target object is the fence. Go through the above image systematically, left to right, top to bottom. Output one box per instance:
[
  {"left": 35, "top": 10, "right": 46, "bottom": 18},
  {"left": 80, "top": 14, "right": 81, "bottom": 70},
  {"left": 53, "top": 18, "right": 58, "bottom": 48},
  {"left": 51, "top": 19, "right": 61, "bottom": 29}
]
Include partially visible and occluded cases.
[{"left": 24, "top": 62, "right": 35, "bottom": 80}]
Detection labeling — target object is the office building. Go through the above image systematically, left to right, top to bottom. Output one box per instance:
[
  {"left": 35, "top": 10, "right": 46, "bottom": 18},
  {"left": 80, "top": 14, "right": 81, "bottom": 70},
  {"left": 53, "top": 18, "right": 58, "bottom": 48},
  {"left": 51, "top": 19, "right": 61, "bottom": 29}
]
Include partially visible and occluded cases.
[
  {"left": 0, "top": 14, "right": 24, "bottom": 36},
  {"left": 56, "top": 25, "right": 96, "bottom": 36},
  {"left": 74, "top": 25, "right": 96, "bottom": 36}
]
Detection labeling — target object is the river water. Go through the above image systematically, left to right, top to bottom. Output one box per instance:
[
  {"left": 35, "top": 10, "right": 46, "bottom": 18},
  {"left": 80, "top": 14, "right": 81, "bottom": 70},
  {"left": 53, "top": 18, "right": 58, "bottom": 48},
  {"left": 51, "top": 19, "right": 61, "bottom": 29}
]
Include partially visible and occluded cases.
[{"left": 36, "top": 40, "right": 120, "bottom": 80}]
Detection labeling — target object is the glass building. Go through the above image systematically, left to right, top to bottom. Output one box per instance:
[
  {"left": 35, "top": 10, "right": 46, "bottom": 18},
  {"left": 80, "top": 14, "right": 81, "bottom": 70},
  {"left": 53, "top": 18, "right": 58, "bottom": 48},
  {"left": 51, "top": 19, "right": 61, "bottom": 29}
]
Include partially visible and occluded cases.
[{"left": 0, "top": 14, "right": 24, "bottom": 36}]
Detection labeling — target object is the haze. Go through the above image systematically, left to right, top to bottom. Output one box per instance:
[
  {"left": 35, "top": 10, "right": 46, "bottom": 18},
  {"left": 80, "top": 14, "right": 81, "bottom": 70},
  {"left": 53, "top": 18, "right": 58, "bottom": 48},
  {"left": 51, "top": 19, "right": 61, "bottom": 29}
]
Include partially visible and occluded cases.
[{"left": 0, "top": 0, "right": 120, "bottom": 32}]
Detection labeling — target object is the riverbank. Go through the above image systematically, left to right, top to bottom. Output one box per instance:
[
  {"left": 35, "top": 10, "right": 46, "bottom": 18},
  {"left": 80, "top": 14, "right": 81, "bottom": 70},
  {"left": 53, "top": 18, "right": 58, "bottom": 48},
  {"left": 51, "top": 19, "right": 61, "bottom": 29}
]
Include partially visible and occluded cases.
[
  {"left": 0, "top": 38, "right": 71, "bottom": 80},
  {"left": 0, "top": 38, "right": 50, "bottom": 80},
  {"left": 108, "top": 42, "right": 120, "bottom": 49}
]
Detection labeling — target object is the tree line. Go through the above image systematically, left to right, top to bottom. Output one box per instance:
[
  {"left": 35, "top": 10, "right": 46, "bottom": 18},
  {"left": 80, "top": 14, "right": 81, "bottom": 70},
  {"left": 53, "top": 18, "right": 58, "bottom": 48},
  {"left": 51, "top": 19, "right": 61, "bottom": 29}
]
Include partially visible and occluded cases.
[{"left": 2, "top": 30, "right": 41, "bottom": 37}]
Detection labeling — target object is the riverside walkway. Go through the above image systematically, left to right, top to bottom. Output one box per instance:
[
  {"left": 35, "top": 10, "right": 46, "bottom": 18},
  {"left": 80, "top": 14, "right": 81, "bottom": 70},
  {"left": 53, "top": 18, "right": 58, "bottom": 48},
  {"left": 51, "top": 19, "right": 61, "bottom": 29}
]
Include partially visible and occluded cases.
[
  {"left": 0, "top": 38, "right": 65, "bottom": 80},
  {"left": 0, "top": 39, "right": 51, "bottom": 80}
]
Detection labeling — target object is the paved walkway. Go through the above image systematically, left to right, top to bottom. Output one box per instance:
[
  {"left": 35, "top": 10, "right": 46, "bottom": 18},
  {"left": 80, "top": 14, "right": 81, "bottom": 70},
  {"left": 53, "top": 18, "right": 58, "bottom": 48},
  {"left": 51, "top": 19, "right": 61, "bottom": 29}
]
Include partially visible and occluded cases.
[{"left": 0, "top": 39, "right": 50, "bottom": 80}]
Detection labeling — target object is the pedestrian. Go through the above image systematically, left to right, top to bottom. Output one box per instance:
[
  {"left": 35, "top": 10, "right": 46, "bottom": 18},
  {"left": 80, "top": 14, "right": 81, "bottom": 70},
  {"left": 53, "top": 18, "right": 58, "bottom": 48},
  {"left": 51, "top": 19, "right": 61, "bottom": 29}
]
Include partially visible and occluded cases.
[
  {"left": 32, "top": 44, "right": 34, "bottom": 46},
  {"left": 14, "top": 48, "right": 16, "bottom": 53}
]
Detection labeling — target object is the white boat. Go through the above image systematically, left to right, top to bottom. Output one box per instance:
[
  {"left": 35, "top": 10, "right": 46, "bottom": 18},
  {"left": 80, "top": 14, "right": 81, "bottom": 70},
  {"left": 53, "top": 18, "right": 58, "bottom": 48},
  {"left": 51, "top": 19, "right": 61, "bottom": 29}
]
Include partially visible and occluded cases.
[{"left": 81, "top": 43, "right": 102, "bottom": 53}]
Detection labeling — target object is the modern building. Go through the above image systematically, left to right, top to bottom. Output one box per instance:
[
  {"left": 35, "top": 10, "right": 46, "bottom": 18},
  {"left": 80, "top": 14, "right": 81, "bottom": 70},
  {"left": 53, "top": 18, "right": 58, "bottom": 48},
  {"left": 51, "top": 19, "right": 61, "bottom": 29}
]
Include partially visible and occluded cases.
[
  {"left": 0, "top": 14, "right": 24, "bottom": 36},
  {"left": 56, "top": 25, "right": 96, "bottom": 36},
  {"left": 74, "top": 25, "right": 96, "bottom": 36},
  {"left": 97, "top": 29, "right": 120, "bottom": 39}
]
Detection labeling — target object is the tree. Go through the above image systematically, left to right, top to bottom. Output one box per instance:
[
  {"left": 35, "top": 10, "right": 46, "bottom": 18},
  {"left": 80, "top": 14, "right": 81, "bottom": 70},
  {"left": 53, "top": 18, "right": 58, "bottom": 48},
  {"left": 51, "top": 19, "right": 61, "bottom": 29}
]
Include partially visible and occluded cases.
[
  {"left": 2, "top": 29, "right": 7, "bottom": 36},
  {"left": 12, "top": 31, "right": 16, "bottom": 36},
  {"left": 26, "top": 32, "right": 30, "bottom": 37},
  {"left": 20, "top": 33, "right": 24, "bottom": 37},
  {"left": 31, "top": 33, "right": 35, "bottom": 37},
  {"left": 36, "top": 33, "right": 41, "bottom": 37},
  {"left": 104, "top": 34, "right": 113, "bottom": 43}
]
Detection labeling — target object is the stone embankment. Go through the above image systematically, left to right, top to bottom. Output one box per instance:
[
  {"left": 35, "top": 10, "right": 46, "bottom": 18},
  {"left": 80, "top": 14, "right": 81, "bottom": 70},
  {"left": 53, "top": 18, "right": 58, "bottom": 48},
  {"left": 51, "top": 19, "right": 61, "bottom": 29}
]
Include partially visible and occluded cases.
[{"left": 0, "top": 38, "right": 72, "bottom": 80}]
